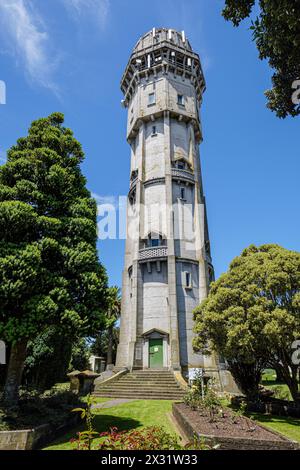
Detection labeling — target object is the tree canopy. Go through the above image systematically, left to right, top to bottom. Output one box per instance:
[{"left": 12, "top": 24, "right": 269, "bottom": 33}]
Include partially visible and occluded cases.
[
  {"left": 222, "top": 0, "right": 300, "bottom": 118},
  {"left": 0, "top": 113, "right": 108, "bottom": 404},
  {"left": 193, "top": 244, "right": 300, "bottom": 401}
]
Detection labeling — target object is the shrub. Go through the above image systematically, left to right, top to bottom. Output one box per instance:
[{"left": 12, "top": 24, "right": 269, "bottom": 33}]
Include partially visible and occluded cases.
[
  {"left": 184, "top": 378, "right": 223, "bottom": 422},
  {"left": 0, "top": 388, "right": 83, "bottom": 430},
  {"left": 96, "top": 426, "right": 182, "bottom": 451}
]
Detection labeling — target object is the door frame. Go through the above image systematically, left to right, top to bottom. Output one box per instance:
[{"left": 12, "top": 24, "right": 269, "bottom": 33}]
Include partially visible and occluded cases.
[{"left": 142, "top": 329, "right": 169, "bottom": 369}]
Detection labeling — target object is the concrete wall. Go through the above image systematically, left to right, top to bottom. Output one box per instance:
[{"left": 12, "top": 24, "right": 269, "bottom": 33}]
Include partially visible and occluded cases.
[
  {"left": 116, "top": 30, "right": 220, "bottom": 378},
  {"left": 127, "top": 74, "right": 199, "bottom": 140},
  {"left": 144, "top": 119, "right": 165, "bottom": 180},
  {"left": 141, "top": 261, "right": 169, "bottom": 334},
  {"left": 176, "top": 261, "right": 204, "bottom": 368}
]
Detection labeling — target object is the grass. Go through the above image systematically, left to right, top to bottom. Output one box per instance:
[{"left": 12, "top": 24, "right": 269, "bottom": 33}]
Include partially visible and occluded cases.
[
  {"left": 253, "top": 369, "right": 299, "bottom": 442},
  {"left": 261, "top": 369, "right": 292, "bottom": 401},
  {"left": 43, "top": 371, "right": 300, "bottom": 450},
  {"left": 43, "top": 394, "right": 300, "bottom": 449},
  {"left": 43, "top": 399, "right": 177, "bottom": 450},
  {"left": 249, "top": 412, "right": 300, "bottom": 443}
]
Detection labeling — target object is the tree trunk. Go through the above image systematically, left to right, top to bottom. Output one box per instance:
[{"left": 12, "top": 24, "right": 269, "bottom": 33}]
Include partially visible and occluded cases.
[
  {"left": 106, "top": 325, "right": 113, "bottom": 368},
  {"left": 3, "top": 340, "right": 27, "bottom": 407},
  {"left": 228, "top": 360, "right": 263, "bottom": 402},
  {"left": 272, "top": 360, "right": 300, "bottom": 403},
  {"left": 274, "top": 366, "right": 285, "bottom": 383},
  {"left": 284, "top": 373, "right": 300, "bottom": 403}
]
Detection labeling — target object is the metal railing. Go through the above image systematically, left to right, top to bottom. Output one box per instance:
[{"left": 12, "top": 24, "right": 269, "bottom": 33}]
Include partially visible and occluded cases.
[
  {"left": 171, "top": 168, "right": 195, "bottom": 182},
  {"left": 138, "top": 246, "right": 168, "bottom": 261}
]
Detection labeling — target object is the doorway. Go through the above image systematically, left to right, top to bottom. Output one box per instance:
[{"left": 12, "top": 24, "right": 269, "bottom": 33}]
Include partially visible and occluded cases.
[{"left": 149, "top": 338, "right": 163, "bottom": 368}]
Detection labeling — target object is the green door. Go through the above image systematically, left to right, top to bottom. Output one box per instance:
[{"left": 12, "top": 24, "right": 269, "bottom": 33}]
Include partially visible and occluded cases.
[{"left": 149, "top": 338, "right": 163, "bottom": 368}]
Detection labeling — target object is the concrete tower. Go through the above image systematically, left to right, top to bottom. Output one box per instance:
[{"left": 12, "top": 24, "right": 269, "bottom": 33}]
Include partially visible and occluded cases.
[{"left": 115, "top": 28, "right": 219, "bottom": 380}]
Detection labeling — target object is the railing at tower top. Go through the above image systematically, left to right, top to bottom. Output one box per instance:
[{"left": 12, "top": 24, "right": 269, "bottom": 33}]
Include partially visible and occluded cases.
[
  {"left": 134, "top": 57, "right": 193, "bottom": 74},
  {"left": 138, "top": 246, "right": 168, "bottom": 261}
]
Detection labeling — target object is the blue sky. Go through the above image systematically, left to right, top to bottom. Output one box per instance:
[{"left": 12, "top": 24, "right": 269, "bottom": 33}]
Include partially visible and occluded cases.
[{"left": 0, "top": 0, "right": 299, "bottom": 288}]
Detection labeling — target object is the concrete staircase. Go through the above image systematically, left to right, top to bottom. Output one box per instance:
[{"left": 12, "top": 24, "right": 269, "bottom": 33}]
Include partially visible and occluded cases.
[{"left": 93, "top": 370, "right": 186, "bottom": 400}]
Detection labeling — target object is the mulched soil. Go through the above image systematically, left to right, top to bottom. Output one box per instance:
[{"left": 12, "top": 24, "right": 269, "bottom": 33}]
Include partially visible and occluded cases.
[{"left": 177, "top": 403, "right": 286, "bottom": 441}]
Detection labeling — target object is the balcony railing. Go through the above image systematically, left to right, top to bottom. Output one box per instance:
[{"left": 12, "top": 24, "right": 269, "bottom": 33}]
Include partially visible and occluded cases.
[
  {"left": 171, "top": 168, "right": 195, "bottom": 183},
  {"left": 130, "top": 177, "right": 138, "bottom": 188},
  {"left": 138, "top": 246, "right": 168, "bottom": 261}
]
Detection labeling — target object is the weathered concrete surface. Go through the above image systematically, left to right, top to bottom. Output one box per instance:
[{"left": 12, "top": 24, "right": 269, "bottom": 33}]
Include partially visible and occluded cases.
[{"left": 116, "top": 28, "right": 230, "bottom": 391}]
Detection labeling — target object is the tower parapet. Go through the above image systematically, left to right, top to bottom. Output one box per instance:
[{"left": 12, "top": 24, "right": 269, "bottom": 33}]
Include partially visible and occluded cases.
[{"left": 121, "top": 28, "right": 205, "bottom": 142}]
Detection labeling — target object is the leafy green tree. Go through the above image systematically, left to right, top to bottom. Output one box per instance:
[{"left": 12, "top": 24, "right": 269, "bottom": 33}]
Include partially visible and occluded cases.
[
  {"left": 222, "top": 1, "right": 300, "bottom": 118},
  {"left": 0, "top": 113, "right": 108, "bottom": 406},
  {"left": 193, "top": 244, "right": 300, "bottom": 402},
  {"left": 105, "top": 286, "right": 121, "bottom": 368},
  {"left": 24, "top": 326, "right": 72, "bottom": 390},
  {"left": 90, "top": 326, "right": 119, "bottom": 365},
  {"left": 24, "top": 331, "right": 91, "bottom": 390},
  {"left": 69, "top": 337, "right": 91, "bottom": 372}
]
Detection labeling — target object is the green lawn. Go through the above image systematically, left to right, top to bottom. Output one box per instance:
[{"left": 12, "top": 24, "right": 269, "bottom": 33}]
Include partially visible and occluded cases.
[
  {"left": 261, "top": 369, "right": 292, "bottom": 401},
  {"left": 255, "top": 370, "right": 299, "bottom": 442},
  {"left": 43, "top": 393, "right": 300, "bottom": 450},
  {"left": 43, "top": 399, "right": 177, "bottom": 450},
  {"left": 250, "top": 412, "right": 300, "bottom": 443}
]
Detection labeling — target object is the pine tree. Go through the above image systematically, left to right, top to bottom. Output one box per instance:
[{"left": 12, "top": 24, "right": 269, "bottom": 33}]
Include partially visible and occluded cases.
[{"left": 0, "top": 113, "right": 108, "bottom": 406}]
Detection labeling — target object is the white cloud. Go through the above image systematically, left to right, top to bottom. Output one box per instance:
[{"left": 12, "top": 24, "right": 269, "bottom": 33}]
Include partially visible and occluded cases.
[
  {"left": 0, "top": 0, "right": 58, "bottom": 93},
  {"left": 63, "top": 0, "right": 110, "bottom": 30},
  {"left": 0, "top": 150, "right": 7, "bottom": 163},
  {"left": 92, "top": 192, "right": 119, "bottom": 208}
]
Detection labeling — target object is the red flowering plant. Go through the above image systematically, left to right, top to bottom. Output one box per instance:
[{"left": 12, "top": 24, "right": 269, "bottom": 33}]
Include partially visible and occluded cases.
[{"left": 97, "top": 426, "right": 183, "bottom": 450}]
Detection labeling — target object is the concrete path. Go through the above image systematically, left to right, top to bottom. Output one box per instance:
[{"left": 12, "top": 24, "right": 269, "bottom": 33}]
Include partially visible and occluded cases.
[{"left": 92, "top": 398, "right": 135, "bottom": 409}]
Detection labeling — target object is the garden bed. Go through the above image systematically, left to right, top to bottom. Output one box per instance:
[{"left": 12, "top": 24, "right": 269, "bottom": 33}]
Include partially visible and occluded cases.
[{"left": 173, "top": 403, "right": 299, "bottom": 450}]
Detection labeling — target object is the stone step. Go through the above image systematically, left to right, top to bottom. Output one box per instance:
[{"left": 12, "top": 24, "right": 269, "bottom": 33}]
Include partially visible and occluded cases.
[
  {"left": 131, "top": 369, "right": 170, "bottom": 372},
  {"left": 93, "top": 370, "right": 186, "bottom": 401},
  {"left": 128, "top": 371, "right": 173, "bottom": 374},
  {"left": 128, "top": 372, "right": 174, "bottom": 375},
  {"left": 129, "top": 372, "right": 173, "bottom": 375},
  {"left": 115, "top": 377, "right": 175, "bottom": 383},
  {"left": 116, "top": 377, "right": 177, "bottom": 384},
  {"left": 127, "top": 377, "right": 176, "bottom": 379},
  {"left": 98, "top": 381, "right": 182, "bottom": 387},
  {"left": 95, "top": 383, "right": 182, "bottom": 390},
  {"left": 94, "top": 387, "right": 185, "bottom": 394},
  {"left": 97, "top": 387, "right": 183, "bottom": 393},
  {"left": 94, "top": 388, "right": 184, "bottom": 396},
  {"left": 93, "top": 393, "right": 184, "bottom": 400}
]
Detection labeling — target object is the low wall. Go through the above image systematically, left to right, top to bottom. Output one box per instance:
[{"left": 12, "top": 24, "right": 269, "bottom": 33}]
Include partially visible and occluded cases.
[
  {"left": 172, "top": 403, "right": 299, "bottom": 451},
  {"left": 0, "top": 415, "right": 79, "bottom": 450}
]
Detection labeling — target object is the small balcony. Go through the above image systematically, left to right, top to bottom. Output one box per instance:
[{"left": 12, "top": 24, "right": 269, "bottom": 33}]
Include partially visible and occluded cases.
[
  {"left": 171, "top": 168, "right": 195, "bottom": 183},
  {"left": 130, "top": 176, "right": 138, "bottom": 189},
  {"left": 138, "top": 246, "right": 168, "bottom": 262}
]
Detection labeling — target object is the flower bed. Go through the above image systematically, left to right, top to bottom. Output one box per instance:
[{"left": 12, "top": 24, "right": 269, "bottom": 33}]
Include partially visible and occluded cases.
[{"left": 173, "top": 402, "right": 299, "bottom": 450}]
